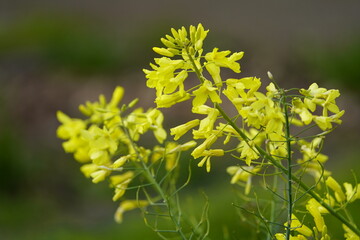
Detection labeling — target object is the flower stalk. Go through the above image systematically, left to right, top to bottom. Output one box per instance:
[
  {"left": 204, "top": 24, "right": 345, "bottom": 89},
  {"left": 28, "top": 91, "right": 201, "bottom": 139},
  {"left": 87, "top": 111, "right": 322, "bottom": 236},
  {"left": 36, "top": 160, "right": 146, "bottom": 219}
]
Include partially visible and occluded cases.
[{"left": 282, "top": 93, "right": 294, "bottom": 240}]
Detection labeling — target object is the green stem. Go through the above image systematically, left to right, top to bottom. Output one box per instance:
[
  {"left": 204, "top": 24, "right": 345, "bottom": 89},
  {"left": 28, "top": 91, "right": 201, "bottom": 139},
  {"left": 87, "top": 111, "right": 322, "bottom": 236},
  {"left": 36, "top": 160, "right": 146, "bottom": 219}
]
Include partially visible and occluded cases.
[
  {"left": 184, "top": 46, "right": 204, "bottom": 84},
  {"left": 282, "top": 95, "right": 293, "bottom": 240},
  {"left": 121, "top": 123, "right": 188, "bottom": 239},
  {"left": 137, "top": 161, "right": 188, "bottom": 240},
  {"left": 267, "top": 174, "right": 278, "bottom": 240}
]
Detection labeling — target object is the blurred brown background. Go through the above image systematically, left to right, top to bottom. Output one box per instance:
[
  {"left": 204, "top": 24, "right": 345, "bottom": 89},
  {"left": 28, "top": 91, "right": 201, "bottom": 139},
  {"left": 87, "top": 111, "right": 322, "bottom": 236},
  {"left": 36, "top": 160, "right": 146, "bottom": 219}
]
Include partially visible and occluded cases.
[{"left": 1, "top": 1, "right": 360, "bottom": 239}]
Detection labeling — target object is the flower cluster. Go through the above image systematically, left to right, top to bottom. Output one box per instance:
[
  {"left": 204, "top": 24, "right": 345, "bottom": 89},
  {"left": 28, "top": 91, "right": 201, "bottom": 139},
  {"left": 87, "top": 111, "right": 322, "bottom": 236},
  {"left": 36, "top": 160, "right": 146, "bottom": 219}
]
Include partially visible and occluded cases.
[
  {"left": 143, "top": 24, "right": 244, "bottom": 172},
  {"left": 145, "top": 24, "right": 345, "bottom": 178},
  {"left": 295, "top": 83, "right": 344, "bottom": 130},
  {"left": 57, "top": 87, "right": 194, "bottom": 222}
]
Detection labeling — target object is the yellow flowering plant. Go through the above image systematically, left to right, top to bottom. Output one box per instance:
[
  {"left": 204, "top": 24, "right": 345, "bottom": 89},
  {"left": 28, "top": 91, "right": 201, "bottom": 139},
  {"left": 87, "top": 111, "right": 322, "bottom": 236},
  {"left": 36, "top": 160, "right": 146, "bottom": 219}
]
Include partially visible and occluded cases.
[
  {"left": 57, "top": 24, "right": 359, "bottom": 239},
  {"left": 57, "top": 87, "right": 207, "bottom": 239}
]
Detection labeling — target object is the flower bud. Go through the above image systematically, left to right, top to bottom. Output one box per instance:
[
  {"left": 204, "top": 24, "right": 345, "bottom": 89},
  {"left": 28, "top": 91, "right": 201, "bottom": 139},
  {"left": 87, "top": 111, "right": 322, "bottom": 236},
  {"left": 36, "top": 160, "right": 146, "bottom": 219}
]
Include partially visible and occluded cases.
[{"left": 152, "top": 47, "right": 175, "bottom": 57}]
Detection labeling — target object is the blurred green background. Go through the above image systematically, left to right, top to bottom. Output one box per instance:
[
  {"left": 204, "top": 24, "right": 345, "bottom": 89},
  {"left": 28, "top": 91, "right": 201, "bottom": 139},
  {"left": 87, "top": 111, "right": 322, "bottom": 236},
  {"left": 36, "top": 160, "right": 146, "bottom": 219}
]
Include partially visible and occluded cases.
[{"left": 1, "top": 1, "right": 360, "bottom": 239}]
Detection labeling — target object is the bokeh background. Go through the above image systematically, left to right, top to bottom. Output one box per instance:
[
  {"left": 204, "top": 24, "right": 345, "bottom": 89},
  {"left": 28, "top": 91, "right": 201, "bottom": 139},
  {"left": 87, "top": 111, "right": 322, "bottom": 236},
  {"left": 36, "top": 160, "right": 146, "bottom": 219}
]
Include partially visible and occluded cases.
[{"left": 1, "top": 1, "right": 360, "bottom": 239}]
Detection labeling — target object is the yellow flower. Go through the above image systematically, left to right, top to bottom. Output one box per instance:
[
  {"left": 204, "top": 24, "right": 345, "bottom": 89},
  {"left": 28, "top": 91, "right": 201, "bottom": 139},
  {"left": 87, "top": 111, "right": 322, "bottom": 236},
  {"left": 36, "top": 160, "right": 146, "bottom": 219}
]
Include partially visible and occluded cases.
[
  {"left": 162, "top": 23, "right": 208, "bottom": 50},
  {"left": 189, "top": 23, "right": 209, "bottom": 50},
  {"left": 145, "top": 24, "right": 209, "bottom": 108},
  {"left": 172, "top": 26, "right": 188, "bottom": 45},
  {"left": 152, "top": 47, "right": 175, "bottom": 57},
  {"left": 205, "top": 48, "right": 244, "bottom": 73},
  {"left": 144, "top": 58, "right": 185, "bottom": 96},
  {"left": 205, "top": 62, "right": 222, "bottom": 86},
  {"left": 165, "top": 70, "right": 188, "bottom": 94},
  {"left": 234, "top": 77, "right": 261, "bottom": 97},
  {"left": 221, "top": 78, "right": 269, "bottom": 130},
  {"left": 192, "top": 80, "right": 222, "bottom": 107},
  {"left": 266, "top": 82, "right": 279, "bottom": 98},
  {"left": 299, "top": 83, "right": 344, "bottom": 131},
  {"left": 300, "top": 83, "right": 327, "bottom": 100},
  {"left": 78, "top": 86, "right": 123, "bottom": 125},
  {"left": 108, "top": 86, "right": 125, "bottom": 109},
  {"left": 322, "top": 89, "right": 340, "bottom": 114},
  {"left": 154, "top": 91, "right": 191, "bottom": 108},
  {"left": 292, "top": 98, "right": 313, "bottom": 125},
  {"left": 192, "top": 104, "right": 213, "bottom": 114},
  {"left": 192, "top": 107, "right": 220, "bottom": 139},
  {"left": 265, "top": 107, "right": 285, "bottom": 135},
  {"left": 125, "top": 108, "right": 147, "bottom": 140},
  {"left": 145, "top": 108, "right": 167, "bottom": 143},
  {"left": 313, "top": 110, "right": 344, "bottom": 131},
  {"left": 56, "top": 111, "right": 86, "bottom": 139},
  {"left": 57, "top": 111, "right": 92, "bottom": 162},
  {"left": 312, "top": 116, "right": 332, "bottom": 131},
  {"left": 170, "top": 119, "right": 200, "bottom": 140},
  {"left": 216, "top": 123, "right": 240, "bottom": 144},
  {"left": 82, "top": 125, "right": 118, "bottom": 165},
  {"left": 191, "top": 134, "right": 218, "bottom": 159},
  {"left": 61, "top": 136, "right": 86, "bottom": 154},
  {"left": 297, "top": 138, "right": 330, "bottom": 180},
  {"left": 178, "top": 140, "right": 197, "bottom": 151},
  {"left": 238, "top": 140, "right": 259, "bottom": 166},
  {"left": 151, "top": 141, "right": 197, "bottom": 170},
  {"left": 164, "top": 142, "right": 180, "bottom": 171},
  {"left": 73, "top": 145, "right": 91, "bottom": 163},
  {"left": 151, "top": 145, "right": 165, "bottom": 163},
  {"left": 197, "top": 149, "right": 224, "bottom": 172},
  {"left": 112, "top": 155, "right": 131, "bottom": 169},
  {"left": 80, "top": 163, "right": 99, "bottom": 178},
  {"left": 227, "top": 166, "right": 260, "bottom": 194},
  {"left": 90, "top": 169, "right": 110, "bottom": 183},
  {"left": 110, "top": 171, "right": 134, "bottom": 186},
  {"left": 110, "top": 172, "right": 134, "bottom": 201},
  {"left": 326, "top": 176, "right": 346, "bottom": 202},
  {"left": 344, "top": 182, "right": 360, "bottom": 202},
  {"left": 306, "top": 198, "right": 327, "bottom": 232},
  {"left": 114, "top": 200, "right": 148, "bottom": 223},
  {"left": 287, "top": 214, "right": 313, "bottom": 237},
  {"left": 343, "top": 224, "right": 360, "bottom": 240},
  {"left": 274, "top": 233, "right": 308, "bottom": 240},
  {"left": 274, "top": 233, "right": 285, "bottom": 240}
]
